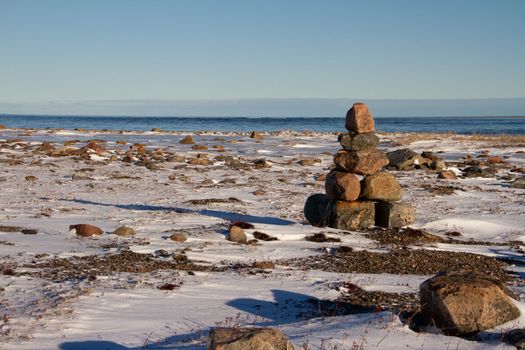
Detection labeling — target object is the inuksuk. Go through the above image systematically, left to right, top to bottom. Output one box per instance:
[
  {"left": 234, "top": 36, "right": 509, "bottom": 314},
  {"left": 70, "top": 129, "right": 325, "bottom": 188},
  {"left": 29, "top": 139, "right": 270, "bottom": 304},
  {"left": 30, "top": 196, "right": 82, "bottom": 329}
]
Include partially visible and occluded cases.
[{"left": 304, "top": 102, "right": 415, "bottom": 230}]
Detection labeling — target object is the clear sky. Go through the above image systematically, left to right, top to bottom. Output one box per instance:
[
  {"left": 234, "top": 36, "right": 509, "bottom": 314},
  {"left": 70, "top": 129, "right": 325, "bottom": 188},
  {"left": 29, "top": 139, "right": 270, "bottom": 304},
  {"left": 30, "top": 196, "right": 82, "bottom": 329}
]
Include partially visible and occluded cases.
[{"left": 1, "top": 0, "right": 524, "bottom": 115}]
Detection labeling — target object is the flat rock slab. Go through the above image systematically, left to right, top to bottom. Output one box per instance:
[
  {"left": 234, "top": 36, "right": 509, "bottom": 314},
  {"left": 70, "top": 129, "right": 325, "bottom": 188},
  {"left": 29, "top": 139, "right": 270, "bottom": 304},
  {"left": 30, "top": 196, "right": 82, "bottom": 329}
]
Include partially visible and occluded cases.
[{"left": 207, "top": 327, "right": 295, "bottom": 350}]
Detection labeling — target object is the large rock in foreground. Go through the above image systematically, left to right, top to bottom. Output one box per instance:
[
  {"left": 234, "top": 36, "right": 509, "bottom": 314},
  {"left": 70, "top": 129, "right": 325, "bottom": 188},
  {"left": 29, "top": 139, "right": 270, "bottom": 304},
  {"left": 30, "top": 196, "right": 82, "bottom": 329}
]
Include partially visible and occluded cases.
[
  {"left": 345, "top": 102, "right": 375, "bottom": 133},
  {"left": 338, "top": 132, "right": 379, "bottom": 151},
  {"left": 334, "top": 149, "right": 389, "bottom": 175},
  {"left": 325, "top": 170, "right": 361, "bottom": 201},
  {"left": 361, "top": 172, "right": 404, "bottom": 201},
  {"left": 333, "top": 200, "right": 375, "bottom": 230},
  {"left": 420, "top": 271, "right": 520, "bottom": 335},
  {"left": 207, "top": 327, "right": 295, "bottom": 350}
]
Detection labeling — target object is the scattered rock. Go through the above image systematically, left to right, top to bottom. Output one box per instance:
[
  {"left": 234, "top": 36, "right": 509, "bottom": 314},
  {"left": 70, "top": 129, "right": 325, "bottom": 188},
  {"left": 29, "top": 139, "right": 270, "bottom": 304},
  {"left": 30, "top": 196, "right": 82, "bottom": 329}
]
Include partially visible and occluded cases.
[
  {"left": 345, "top": 102, "right": 375, "bottom": 133},
  {"left": 151, "top": 128, "right": 161, "bottom": 132},
  {"left": 250, "top": 131, "right": 264, "bottom": 139},
  {"left": 338, "top": 132, "right": 379, "bottom": 151},
  {"left": 179, "top": 135, "right": 195, "bottom": 144},
  {"left": 192, "top": 144, "right": 208, "bottom": 150},
  {"left": 334, "top": 149, "right": 389, "bottom": 175},
  {"left": 386, "top": 149, "right": 420, "bottom": 170},
  {"left": 487, "top": 156, "right": 504, "bottom": 164},
  {"left": 189, "top": 158, "right": 213, "bottom": 166},
  {"left": 253, "top": 159, "right": 271, "bottom": 169},
  {"left": 297, "top": 159, "right": 317, "bottom": 166},
  {"left": 462, "top": 165, "right": 496, "bottom": 178},
  {"left": 325, "top": 170, "right": 361, "bottom": 201},
  {"left": 438, "top": 170, "right": 457, "bottom": 180},
  {"left": 72, "top": 171, "right": 93, "bottom": 180},
  {"left": 360, "top": 172, "right": 404, "bottom": 201},
  {"left": 25, "top": 175, "right": 37, "bottom": 182},
  {"left": 511, "top": 177, "right": 525, "bottom": 189},
  {"left": 252, "top": 189, "right": 266, "bottom": 196},
  {"left": 374, "top": 202, "right": 415, "bottom": 228},
  {"left": 229, "top": 221, "right": 254, "bottom": 229},
  {"left": 70, "top": 224, "right": 104, "bottom": 237},
  {"left": 112, "top": 226, "right": 136, "bottom": 237},
  {"left": 228, "top": 226, "right": 247, "bottom": 244},
  {"left": 21, "top": 229, "right": 38, "bottom": 235},
  {"left": 252, "top": 231, "right": 278, "bottom": 241},
  {"left": 170, "top": 233, "right": 188, "bottom": 242},
  {"left": 305, "top": 233, "right": 341, "bottom": 243},
  {"left": 253, "top": 261, "right": 275, "bottom": 269},
  {"left": 420, "top": 271, "right": 520, "bottom": 335},
  {"left": 157, "top": 283, "right": 181, "bottom": 291},
  {"left": 207, "top": 327, "right": 294, "bottom": 350}
]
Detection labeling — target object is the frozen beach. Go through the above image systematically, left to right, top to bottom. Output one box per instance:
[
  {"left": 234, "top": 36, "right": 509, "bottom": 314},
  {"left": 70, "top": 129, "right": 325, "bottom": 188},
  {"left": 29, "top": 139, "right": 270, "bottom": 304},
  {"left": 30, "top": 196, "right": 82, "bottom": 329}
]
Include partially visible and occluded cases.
[{"left": 0, "top": 127, "right": 524, "bottom": 349}]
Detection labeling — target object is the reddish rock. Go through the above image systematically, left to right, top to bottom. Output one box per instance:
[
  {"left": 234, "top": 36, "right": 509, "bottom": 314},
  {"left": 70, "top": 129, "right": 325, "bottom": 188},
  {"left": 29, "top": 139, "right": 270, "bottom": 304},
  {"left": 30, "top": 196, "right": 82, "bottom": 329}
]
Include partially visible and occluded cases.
[
  {"left": 345, "top": 102, "right": 375, "bottom": 134},
  {"left": 82, "top": 141, "right": 104, "bottom": 154},
  {"left": 192, "top": 144, "right": 208, "bottom": 150},
  {"left": 334, "top": 149, "right": 389, "bottom": 175},
  {"left": 487, "top": 156, "right": 504, "bottom": 164},
  {"left": 325, "top": 170, "right": 361, "bottom": 201},
  {"left": 438, "top": 170, "right": 457, "bottom": 180},
  {"left": 360, "top": 172, "right": 404, "bottom": 201},
  {"left": 332, "top": 200, "right": 375, "bottom": 230},
  {"left": 375, "top": 202, "right": 415, "bottom": 228},
  {"left": 70, "top": 224, "right": 104, "bottom": 237},
  {"left": 169, "top": 232, "right": 188, "bottom": 242},
  {"left": 420, "top": 271, "right": 520, "bottom": 335}
]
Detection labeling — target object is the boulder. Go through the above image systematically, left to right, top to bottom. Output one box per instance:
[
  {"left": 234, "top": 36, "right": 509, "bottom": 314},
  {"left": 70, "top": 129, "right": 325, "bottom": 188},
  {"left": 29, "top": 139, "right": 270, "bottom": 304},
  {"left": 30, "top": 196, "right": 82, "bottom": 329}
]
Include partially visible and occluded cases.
[
  {"left": 345, "top": 102, "right": 375, "bottom": 134},
  {"left": 338, "top": 132, "right": 379, "bottom": 151},
  {"left": 179, "top": 135, "right": 195, "bottom": 144},
  {"left": 334, "top": 149, "right": 389, "bottom": 175},
  {"left": 386, "top": 149, "right": 425, "bottom": 170},
  {"left": 325, "top": 170, "right": 361, "bottom": 201},
  {"left": 360, "top": 172, "right": 404, "bottom": 201},
  {"left": 511, "top": 177, "right": 525, "bottom": 189},
  {"left": 303, "top": 194, "right": 334, "bottom": 227},
  {"left": 332, "top": 200, "right": 375, "bottom": 230},
  {"left": 375, "top": 202, "right": 415, "bottom": 228},
  {"left": 70, "top": 224, "right": 104, "bottom": 237},
  {"left": 112, "top": 226, "right": 136, "bottom": 237},
  {"left": 228, "top": 226, "right": 247, "bottom": 244},
  {"left": 170, "top": 232, "right": 188, "bottom": 242},
  {"left": 420, "top": 271, "right": 520, "bottom": 335},
  {"left": 207, "top": 327, "right": 294, "bottom": 350}
]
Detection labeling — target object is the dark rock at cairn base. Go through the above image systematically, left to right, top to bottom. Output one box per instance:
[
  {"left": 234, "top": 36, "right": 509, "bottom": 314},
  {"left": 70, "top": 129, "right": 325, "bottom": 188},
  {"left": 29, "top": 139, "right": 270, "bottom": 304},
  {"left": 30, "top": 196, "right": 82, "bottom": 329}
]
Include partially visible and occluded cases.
[
  {"left": 345, "top": 102, "right": 375, "bottom": 134},
  {"left": 338, "top": 132, "right": 379, "bottom": 151},
  {"left": 334, "top": 149, "right": 389, "bottom": 175},
  {"left": 325, "top": 170, "right": 361, "bottom": 201},
  {"left": 361, "top": 172, "right": 404, "bottom": 202},
  {"left": 303, "top": 194, "right": 334, "bottom": 227},
  {"left": 332, "top": 200, "right": 375, "bottom": 230},
  {"left": 375, "top": 201, "right": 415, "bottom": 228},
  {"left": 420, "top": 271, "right": 520, "bottom": 335}
]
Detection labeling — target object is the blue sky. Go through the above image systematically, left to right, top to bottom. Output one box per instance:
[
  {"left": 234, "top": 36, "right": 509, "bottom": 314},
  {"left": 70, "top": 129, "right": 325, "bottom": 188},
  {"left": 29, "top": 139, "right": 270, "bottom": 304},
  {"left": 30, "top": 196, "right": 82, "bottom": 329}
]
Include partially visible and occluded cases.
[{"left": 1, "top": 0, "right": 524, "bottom": 115}]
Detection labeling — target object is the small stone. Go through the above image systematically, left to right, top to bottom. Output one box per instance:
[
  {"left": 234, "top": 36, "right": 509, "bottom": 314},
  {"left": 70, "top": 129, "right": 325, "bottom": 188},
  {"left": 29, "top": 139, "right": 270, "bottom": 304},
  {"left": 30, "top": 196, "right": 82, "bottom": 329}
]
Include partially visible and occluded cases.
[
  {"left": 345, "top": 102, "right": 375, "bottom": 134},
  {"left": 151, "top": 127, "right": 161, "bottom": 132},
  {"left": 250, "top": 131, "right": 264, "bottom": 139},
  {"left": 338, "top": 132, "right": 379, "bottom": 151},
  {"left": 179, "top": 135, "right": 195, "bottom": 144},
  {"left": 116, "top": 140, "right": 126, "bottom": 145},
  {"left": 192, "top": 144, "right": 208, "bottom": 150},
  {"left": 334, "top": 149, "right": 389, "bottom": 175},
  {"left": 386, "top": 149, "right": 419, "bottom": 170},
  {"left": 487, "top": 156, "right": 504, "bottom": 164},
  {"left": 189, "top": 158, "right": 213, "bottom": 165},
  {"left": 253, "top": 159, "right": 271, "bottom": 169},
  {"left": 298, "top": 159, "right": 317, "bottom": 166},
  {"left": 325, "top": 170, "right": 361, "bottom": 201},
  {"left": 438, "top": 170, "right": 457, "bottom": 180},
  {"left": 72, "top": 171, "right": 93, "bottom": 180},
  {"left": 360, "top": 172, "right": 404, "bottom": 202},
  {"left": 25, "top": 175, "right": 37, "bottom": 181},
  {"left": 511, "top": 177, "right": 525, "bottom": 189},
  {"left": 252, "top": 189, "right": 266, "bottom": 196},
  {"left": 303, "top": 193, "right": 334, "bottom": 227},
  {"left": 332, "top": 200, "right": 375, "bottom": 230},
  {"left": 375, "top": 202, "right": 415, "bottom": 228},
  {"left": 70, "top": 224, "right": 104, "bottom": 237},
  {"left": 112, "top": 226, "right": 136, "bottom": 237},
  {"left": 228, "top": 226, "right": 247, "bottom": 244},
  {"left": 21, "top": 229, "right": 38, "bottom": 235},
  {"left": 252, "top": 231, "right": 278, "bottom": 241},
  {"left": 170, "top": 233, "right": 188, "bottom": 242},
  {"left": 305, "top": 233, "right": 341, "bottom": 243},
  {"left": 156, "top": 249, "right": 171, "bottom": 257},
  {"left": 253, "top": 261, "right": 275, "bottom": 269},
  {"left": 420, "top": 271, "right": 520, "bottom": 335},
  {"left": 207, "top": 327, "right": 294, "bottom": 350}
]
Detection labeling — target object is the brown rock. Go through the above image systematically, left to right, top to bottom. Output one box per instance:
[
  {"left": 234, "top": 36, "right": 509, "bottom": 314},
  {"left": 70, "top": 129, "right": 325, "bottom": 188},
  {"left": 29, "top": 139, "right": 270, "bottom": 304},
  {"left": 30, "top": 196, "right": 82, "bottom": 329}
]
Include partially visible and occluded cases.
[
  {"left": 345, "top": 102, "right": 375, "bottom": 134},
  {"left": 0, "top": 124, "right": 5, "bottom": 129},
  {"left": 151, "top": 127, "right": 161, "bottom": 132},
  {"left": 338, "top": 132, "right": 379, "bottom": 151},
  {"left": 179, "top": 135, "right": 195, "bottom": 144},
  {"left": 116, "top": 140, "right": 126, "bottom": 145},
  {"left": 82, "top": 141, "right": 104, "bottom": 154},
  {"left": 36, "top": 142, "right": 56, "bottom": 154},
  {"left": 192, "top": 145, "right": 208, "bottom": 150},
  {"left": 334, "top": 149, "right": 389, "bottom": 175},
  {"left": 487, "top": 156, "right": 504, "bottom": 164},
  {"left": 189, "top": 158, "right": 213, "bottom": 165},
  {"left": 297, "top": 159, "right": 318, "bottom": 166},
  {"left": 325, "top": 170, "right": 361, "bottom": 201},
  {"left": 438, "top": 170, "right": 457, "bottom": 180},
  {"left": 360, "top": 172, "right": 404, "bottom": 201},
  {"left": 25, "top": 175, "right": 37, "bottom": 182},
  {"left": 332, "top": 200, "right": 375, "bottom": 230},
  {"left": 375, "top": 202, "right": 415, "bottom": 228},
  {"left": 70, "top": 224, "right": 104, "bottom": 237},
  {"left": 112, "top": 226, "right": 137, "bottom": 237},
  {"left": 228, "top": 226, "right": 247, "bottom": 244},
  {"left": 253, "top": 231, "right": 278, "bottom": 241},
  {"left": 170, "top": 232, "right": 188, "bottom": 242},
  {"left": 253, "top": 261, "right": 275, "bottom": 269},
  {"left": 420, "top": 271, "right": 520, "bottom": 335},
  {"left": 207, "top": 327, "right": 294, "bottom": 350}
]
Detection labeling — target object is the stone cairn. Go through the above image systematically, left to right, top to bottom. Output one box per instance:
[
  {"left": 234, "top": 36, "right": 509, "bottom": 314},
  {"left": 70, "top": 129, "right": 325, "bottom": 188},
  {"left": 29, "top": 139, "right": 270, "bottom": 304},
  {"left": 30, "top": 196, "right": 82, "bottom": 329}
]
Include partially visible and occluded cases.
[{"left": 304, "top": 102, "right": 415, "bottom": 230}]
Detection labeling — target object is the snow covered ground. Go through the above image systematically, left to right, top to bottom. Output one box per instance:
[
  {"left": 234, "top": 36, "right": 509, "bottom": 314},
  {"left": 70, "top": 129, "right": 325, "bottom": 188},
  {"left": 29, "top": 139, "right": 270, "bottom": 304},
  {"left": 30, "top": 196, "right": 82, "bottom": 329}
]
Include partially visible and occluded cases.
[{"left": 0, "top": 128, "right": 524, "bottom": 349}]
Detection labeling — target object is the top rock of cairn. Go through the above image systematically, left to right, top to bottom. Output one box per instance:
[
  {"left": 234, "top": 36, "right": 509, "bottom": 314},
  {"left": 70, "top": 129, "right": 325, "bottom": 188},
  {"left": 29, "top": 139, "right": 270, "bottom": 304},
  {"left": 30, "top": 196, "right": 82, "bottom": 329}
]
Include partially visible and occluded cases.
[{"left": 345, "top": 102, "right": 375, "bottom": 134}]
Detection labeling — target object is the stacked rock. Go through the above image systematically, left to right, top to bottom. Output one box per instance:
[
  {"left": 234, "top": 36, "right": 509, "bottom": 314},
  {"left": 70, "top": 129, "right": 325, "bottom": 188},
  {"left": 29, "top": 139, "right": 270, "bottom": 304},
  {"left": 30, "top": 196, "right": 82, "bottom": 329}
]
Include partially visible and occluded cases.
[{"left": 304, "top": 102, "right": 415, "bottom": 230}]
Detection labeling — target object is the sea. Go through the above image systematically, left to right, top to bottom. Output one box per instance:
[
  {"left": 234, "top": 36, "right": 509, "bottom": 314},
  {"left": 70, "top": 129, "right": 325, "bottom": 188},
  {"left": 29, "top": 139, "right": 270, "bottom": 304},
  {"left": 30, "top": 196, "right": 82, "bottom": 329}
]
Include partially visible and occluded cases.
[{"left": 0, "top": 115, "right": 524, "bottom": 134}]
